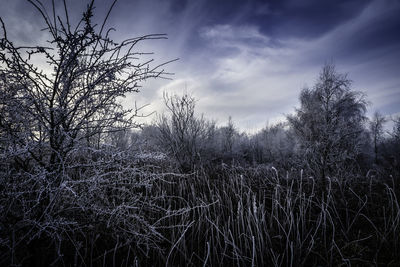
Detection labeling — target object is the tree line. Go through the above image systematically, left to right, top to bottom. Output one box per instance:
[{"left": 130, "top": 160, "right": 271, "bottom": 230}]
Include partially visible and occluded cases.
[{"left": 133, "top": 69, "right": 399, "bottom": 181}]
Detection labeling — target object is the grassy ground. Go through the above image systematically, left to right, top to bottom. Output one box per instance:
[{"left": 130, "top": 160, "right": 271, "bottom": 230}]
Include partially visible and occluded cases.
[{"left": 1, "top": 159, "right": 399, "bottom": 266}]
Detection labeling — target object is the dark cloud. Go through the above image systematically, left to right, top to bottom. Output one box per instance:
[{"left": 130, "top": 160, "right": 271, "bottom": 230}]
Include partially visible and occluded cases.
[
  {"left": 1, "top": 0, "right": 400, "bottom": 130},
  {"left": 165, "top": 0, "right": 375, "bottom": 39},
  {"left": 253, "top": 0, "right": 373, "bottom": 38},
  {"left": 347, "top": 13, "right": 400, "bottom": 52}
]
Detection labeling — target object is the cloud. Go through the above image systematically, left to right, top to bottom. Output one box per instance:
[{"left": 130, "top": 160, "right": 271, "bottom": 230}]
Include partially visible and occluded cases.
[
  {"left": 1, "top": 0, "right": 399, "bottom": 132},
  {"left": 156, "top": 0, "right": 399, "bottom": 131},
  {"left": 170, "top": 24, "right": 315, "bottom": 130},
  {"left": 200, "top": 24, "right": 270, "bottom": 45}
]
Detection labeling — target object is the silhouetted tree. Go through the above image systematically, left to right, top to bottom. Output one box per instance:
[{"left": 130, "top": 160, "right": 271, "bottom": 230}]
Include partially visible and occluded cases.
[
  {"left": 0, "top": 0, "right": 171, "bottom": 172},
  {"left": 0, "top": 1, "right": 174, "bottom": 265},
  {"left": 369, "top": 111, "right": 386, "bottom": 164},
  {"left": 222, "top": 116, "right": 236, "bottom": 155},
  {"left": 385, "top": 116, "right": 400, "bottom": 171},
  {"left": 392, "top": 116, "right": 400, "bottom": 141}
]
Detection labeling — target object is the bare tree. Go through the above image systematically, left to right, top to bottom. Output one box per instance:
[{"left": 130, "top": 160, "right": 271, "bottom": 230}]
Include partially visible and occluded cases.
[
  {"left": 0, "top": 0, "right": 173, "bottom": 173},
  {"left": 0, "top": 1, "right": 178, "bottom": 265},
  {"left": 288, "top": 64, "right": 367, "bottom": 191},
  {"left": 157, "top": 93, "right": 215, "bottom": 171},
  {"left": 369, "top": 111, "right": 386, "bottom": 164},
  {"left": 222, "top": 116, "right": 236, "bottom": 154},
  {"left": 387, "top": 116, "right": 400, "bottom": 170},
  {"left": 392, "top": 116, "right": 400, "bottom": 141},
  {"left": 256, "top": 122, "right": 297, "bottom": 167}
]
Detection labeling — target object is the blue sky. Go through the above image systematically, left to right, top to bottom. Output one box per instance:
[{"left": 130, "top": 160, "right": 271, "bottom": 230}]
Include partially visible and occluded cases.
[{"left": 1, "top": 0, "right": 400, "bottom": 131}]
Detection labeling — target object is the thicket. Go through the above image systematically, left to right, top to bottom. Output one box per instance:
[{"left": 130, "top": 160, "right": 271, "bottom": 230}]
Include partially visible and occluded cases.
[{"left": 0, "top": 1, "right": 399, "bottom": 266}]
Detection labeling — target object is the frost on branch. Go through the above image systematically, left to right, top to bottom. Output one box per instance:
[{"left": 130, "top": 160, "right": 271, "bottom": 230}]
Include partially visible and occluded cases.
[{"left": 0, "top": 0, "right": 178, "bottom": 265}]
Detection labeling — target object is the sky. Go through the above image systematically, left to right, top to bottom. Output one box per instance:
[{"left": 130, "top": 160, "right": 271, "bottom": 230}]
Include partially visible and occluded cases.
[{"left": 1, "top": 0, "right": 400, "bottom": 131}]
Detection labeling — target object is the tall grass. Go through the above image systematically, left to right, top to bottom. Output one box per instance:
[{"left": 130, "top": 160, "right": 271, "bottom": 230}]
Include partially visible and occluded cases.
[
  {"left": 1, "top": 157, "right": 399, "bottom": 266},
  {"left": 155, "top": 164, "right": 399, "bottom": 266}
]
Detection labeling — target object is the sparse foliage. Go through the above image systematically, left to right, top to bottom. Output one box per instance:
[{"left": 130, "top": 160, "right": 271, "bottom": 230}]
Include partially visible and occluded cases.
[
  {"left": 0, "top": 0, "right": 171, "bottom": 171},
  {"left": 0, "top": 0, "right": 176, "bottom": 265},
  {"left": 288, "top": 64, "right": 367, "bottom": 188},
  {"left": 157, "top": 92, "right": 215, "bottom": 171},
  {"left": 369, "top": 111, "right": 387, "bottom": 164},
  {"left": 256, "top": 122, "right": 298, "bottom": 167}
]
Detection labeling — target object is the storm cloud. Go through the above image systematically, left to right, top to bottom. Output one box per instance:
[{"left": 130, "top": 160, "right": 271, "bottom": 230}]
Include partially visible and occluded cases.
[{"left": 1, "top": 0, "right": 399, "bottom": 130}]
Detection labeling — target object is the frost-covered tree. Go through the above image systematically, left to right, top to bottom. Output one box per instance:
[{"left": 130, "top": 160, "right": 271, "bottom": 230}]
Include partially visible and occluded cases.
[
  {"left": 0, "top": 0, "right": 171, "bottom": 172},
  {"left": 0, "top": 1, "right": 176, "bottom": 265},
  {"left": 288, "top": 64, "right": 367, "bottom": 187},
  {"left": 157, "top": 93, "right": 215, "bottom": 171},
  {"left": 369, "top": 112, "right": 386, "bottom": 164},
  {"left": 221, "top": 116, "right": 236, "bottom": 154},
  {"left": 385, "top": 116, "right": 400, "bottom": 170},
  {"left": 392, "top": 116, "right": 400, "bottom": 141},
  {"left": 256, "top": 122, "right": 298, "bottom": 167}
]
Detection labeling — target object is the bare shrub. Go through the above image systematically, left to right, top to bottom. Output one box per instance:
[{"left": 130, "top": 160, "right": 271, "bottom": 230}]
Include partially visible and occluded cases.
[{"left": 156, "top": 93, "right": 216, "bottom": 172}]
